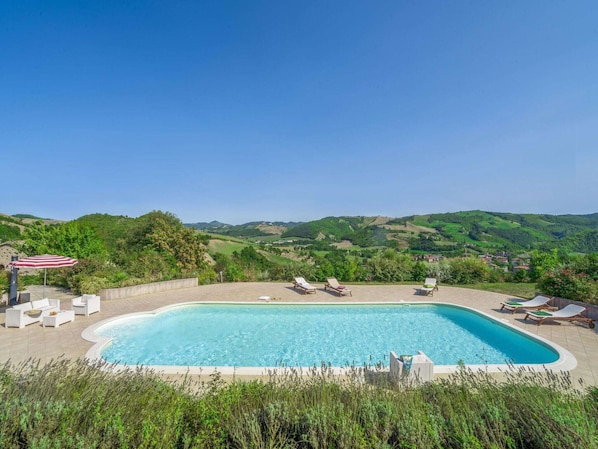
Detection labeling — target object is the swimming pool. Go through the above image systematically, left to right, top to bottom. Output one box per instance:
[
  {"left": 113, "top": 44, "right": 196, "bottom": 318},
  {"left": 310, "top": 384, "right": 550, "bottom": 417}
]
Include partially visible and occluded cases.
[{"left": 84, "top": 302, "right": 575, "bottom": 375}]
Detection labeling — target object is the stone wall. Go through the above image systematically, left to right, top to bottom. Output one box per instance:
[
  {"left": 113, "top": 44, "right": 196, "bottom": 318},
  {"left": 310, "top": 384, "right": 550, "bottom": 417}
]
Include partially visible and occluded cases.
[
  {"left": 0, "top": 243, "right": 26, "bottom": 271},
  {"left": 99, "top": 278, "right": 198, "bottom": 301},
  {"left": 548, "top": 295, "right": 598, "bottom": 321}
]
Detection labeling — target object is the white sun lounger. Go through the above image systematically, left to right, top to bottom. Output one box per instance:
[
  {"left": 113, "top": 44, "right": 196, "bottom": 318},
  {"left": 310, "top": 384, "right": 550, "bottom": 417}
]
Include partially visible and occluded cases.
[
  {"left": 293, "top": 277, "right": 317, "bottom": 294},
  {"left": 324, "top": 277, "right": 352, "bottom": 296},
  {"left": 418, "top": 278, "right": 438, "bottom": 296},
  {"left": 500, "top": 295, "right": 552, "bottom": 314},
  {"left": 525, "top": 304, "right": 595, "bottom": 328}
]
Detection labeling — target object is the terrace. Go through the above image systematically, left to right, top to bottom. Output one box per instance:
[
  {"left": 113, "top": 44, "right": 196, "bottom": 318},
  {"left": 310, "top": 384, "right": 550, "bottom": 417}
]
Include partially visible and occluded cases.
[{"left": 1, "top": 283, "right": 597, "bottom": 385}]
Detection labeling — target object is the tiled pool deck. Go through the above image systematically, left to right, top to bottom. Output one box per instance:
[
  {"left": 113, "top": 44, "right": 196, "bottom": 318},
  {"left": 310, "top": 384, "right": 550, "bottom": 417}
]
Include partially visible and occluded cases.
[{"left": 1, "top": 283, "right": 597, "bottom": 385}]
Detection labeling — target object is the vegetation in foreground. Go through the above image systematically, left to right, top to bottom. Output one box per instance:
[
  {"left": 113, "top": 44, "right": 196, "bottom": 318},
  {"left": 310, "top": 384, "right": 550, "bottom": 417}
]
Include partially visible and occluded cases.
[{"left": 0, "top": 359, "right": 596, "bottom": 449}]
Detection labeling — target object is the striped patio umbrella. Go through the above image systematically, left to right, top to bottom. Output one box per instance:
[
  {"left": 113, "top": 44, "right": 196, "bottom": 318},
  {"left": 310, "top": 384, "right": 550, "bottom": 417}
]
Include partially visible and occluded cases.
[{"left": 9, "top": 254, "right": 78, "bottom": 298}]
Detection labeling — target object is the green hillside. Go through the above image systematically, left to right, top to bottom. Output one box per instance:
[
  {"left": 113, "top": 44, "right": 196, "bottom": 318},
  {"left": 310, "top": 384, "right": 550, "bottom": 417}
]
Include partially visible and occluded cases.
[
  {"left": 4, "top": 210, "right": 598, "bottom": 256},
  {"left": 275, "top": 211, "right": 598, "bottom": 255},
  {"left": 405, "top": 211, "right": 598, "bottom": 253},
  {"left": 282, "top": 216, "right": 366, "bottom": 240},
  {"left": 187, "top": 221, "right": 301, "bottom": 238}
]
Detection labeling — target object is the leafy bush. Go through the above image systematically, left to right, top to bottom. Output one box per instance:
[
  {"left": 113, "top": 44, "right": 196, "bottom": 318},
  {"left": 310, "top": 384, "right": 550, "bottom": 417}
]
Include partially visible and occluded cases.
[
  {"left": 364, "top": 251, "right": 414, "bottom": 282},
  {"left": 571, "top": 253, "right": 598, "bottom": 281},
  {"left": 447, "top": 258, "right": 490, "bottom": 284},
  {"left": 411, "top": 261, "right": 428, "bottom": 282},
  {"left": 425, "top": 261, "right": 453, "bottom": 283},
  {"left": 197, "top": 268, "right": 217, "bottom": 285},
  {"left": 538, "top": 268, "right": 598, "bottom": 304},
  {"left": 0, "top": 271, "right": 9, "bottom": 295},
  {"left": 73, "top": 275, "right": 113, "bottom": 294}
]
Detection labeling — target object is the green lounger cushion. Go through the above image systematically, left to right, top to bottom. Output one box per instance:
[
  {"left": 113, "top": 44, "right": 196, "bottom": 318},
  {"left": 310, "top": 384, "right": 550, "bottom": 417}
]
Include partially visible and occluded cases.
[{"left": 530, "top": 311, "right": 552, "bottom": 316}]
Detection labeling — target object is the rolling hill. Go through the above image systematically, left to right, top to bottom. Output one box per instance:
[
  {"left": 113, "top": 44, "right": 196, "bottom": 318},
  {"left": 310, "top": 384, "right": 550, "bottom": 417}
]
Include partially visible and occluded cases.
[
  {"left": 2, "top": 211, "right": 598, "bottom": 256},
  {"left": 185, "top": 211, "right": 598, "bottom": 255}
]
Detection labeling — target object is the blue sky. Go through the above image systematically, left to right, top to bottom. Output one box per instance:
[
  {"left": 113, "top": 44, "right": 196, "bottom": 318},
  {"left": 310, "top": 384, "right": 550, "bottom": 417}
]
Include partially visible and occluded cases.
[{"left": 2, "top": 1, "right": 597, "bottom": 224}]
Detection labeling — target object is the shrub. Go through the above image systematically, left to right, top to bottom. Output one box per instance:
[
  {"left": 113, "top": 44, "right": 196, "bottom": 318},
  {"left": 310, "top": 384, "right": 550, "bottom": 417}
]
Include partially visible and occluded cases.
[
  {"left": 364, "top": 251, "right": 414, "bottom": 282},
  {"left": 447, "top": 258, "right": 490, "bottom": 284},
  {"left": 411, "top": 261, "right": 428, "bottom": 282},
  {"left": 425, "top": 261, "right": 453, "bottom": 283},
  {"left": 538, "top": 267, "right": 598, "bottom": 304},
  {"left": 197, "top": 268, "right": 217, "bottom": 285},
  {"left": 513, "top": 269, "right": 529, "bottom": 283},
  {"left": 0, "top": 271, "right": 9, "bottom": 295},
  {"left": 75, "top": 275, "right": 113, "bottom": 294}
]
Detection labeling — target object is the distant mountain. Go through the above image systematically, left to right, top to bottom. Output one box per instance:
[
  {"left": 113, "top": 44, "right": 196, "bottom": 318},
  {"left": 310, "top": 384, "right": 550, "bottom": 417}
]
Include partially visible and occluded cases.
[
  {"left": 12, "top": 214, "right": 43, "bottom": 219},
  {"left": 185, "top": 221, "right": 302, "bottom": 237},
  {"left": 185, "top": 221, "right": 232, "bottom": 231}
]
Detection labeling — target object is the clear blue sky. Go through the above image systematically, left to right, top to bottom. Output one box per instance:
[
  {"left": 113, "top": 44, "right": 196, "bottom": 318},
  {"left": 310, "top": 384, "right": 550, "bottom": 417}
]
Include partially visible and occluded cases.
[{"left": 2, "top": 1, "right": 597, "bottom": 224}]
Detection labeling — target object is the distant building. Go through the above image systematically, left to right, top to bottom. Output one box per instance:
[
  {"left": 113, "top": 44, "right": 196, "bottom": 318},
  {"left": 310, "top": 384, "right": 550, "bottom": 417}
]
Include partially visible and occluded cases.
[
  {"left": 412, "top": 254, "right": 443, "bottom": 263},
  {"left": 479, "top": 254, "right": 494, "bottom": 265},
  {"left": 494, "top": 256, "right": 509, "bottom": 265},
  {"left": 513, "top": 264, "right": 530, "bottom": 273}
]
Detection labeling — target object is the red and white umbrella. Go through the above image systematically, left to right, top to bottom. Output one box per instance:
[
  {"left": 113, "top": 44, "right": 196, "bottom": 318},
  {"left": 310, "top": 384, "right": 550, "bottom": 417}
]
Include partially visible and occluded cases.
[{"left": 10, "top": 254, "right": 78, "bottom": 298}]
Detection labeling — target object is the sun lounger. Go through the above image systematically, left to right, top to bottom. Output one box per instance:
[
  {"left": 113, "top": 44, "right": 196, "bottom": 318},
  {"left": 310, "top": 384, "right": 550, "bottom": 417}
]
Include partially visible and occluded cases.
[
  {"left": 293, "top": 277, "right": 317, "bottom": 294},
  {"left": 324, "top": 277, "right": 352, "bottom": 296},
  {"left": 418, "top": 278, "right": 438, "bottom": 296},
  {"left": 500, "top": 295, "right": 553, "bottom": 314},
  {"left": 524, "top": 304, "right": 595, "bottom": 328}
]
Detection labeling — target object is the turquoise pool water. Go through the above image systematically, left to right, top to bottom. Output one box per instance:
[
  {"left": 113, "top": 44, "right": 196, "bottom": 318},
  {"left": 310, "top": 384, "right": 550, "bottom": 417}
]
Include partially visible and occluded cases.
[{"left": 96, "top": 303, "right": 559, "bottom": 368}]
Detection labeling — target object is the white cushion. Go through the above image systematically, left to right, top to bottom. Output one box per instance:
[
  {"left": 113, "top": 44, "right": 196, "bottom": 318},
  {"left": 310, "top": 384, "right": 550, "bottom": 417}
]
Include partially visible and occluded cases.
[
  {"left": 32, "top": 299, "right": 50, "bottom": 309},
  {"left": 12, "top": 303, "right": 33, "bottom": 311}
]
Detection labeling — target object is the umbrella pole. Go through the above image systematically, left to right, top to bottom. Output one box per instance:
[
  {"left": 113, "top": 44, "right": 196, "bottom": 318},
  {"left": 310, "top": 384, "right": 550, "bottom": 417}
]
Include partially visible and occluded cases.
[{"left": 43, "top": 268, "right": 47, "bottom": 298}]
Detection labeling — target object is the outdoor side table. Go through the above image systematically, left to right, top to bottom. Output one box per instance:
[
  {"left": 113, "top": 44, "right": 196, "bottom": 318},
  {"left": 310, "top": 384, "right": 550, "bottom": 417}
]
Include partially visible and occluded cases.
[{"left": 42, "top": 310, "right": 75, "bottom": 328}]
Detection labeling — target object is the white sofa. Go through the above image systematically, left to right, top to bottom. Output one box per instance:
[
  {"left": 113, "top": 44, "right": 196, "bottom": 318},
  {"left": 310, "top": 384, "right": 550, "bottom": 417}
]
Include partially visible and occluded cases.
[
  {"left": 72, "top": 294, "right": 100, "bottom": 316},
  {"left": 5, "top": 298, "right": 61, "bottom": 328}
]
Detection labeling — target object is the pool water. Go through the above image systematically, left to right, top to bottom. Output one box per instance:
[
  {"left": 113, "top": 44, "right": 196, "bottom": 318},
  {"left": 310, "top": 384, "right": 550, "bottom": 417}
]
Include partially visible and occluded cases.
[{"left": 96, "top": 303, "right": 559, "bottom": 368}]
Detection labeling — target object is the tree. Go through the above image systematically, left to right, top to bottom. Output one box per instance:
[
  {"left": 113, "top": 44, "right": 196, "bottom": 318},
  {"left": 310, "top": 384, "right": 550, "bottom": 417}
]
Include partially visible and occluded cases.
[
  {"left": 144, "top": 212, "right": 209, "bottom": 274},
  {"left": 18, "top": 222, "right": 107, "bottom": 260},
  {"left": 529, "top": 249, "right": 560, "bottom": 282},
  {"left": 448, "top": 258, "right": 489, "bottom": 284}
]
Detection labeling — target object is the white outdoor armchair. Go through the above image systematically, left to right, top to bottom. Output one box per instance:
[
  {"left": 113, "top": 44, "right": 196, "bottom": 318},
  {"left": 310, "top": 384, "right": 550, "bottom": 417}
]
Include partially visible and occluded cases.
[{"left": 72, "top": 294, "right": 101, "bottom": 316}]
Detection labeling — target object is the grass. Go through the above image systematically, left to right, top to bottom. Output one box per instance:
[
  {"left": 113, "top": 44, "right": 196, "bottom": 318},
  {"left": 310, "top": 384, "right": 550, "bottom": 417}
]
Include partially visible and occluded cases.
[
  {"left": 207, "top": 239, "right": 249, "bottom": 256},
  {"left": 390, "top": 281, "right": 537, "bottom": 299},
  {"left": 458, "top": 282, "right": 537, "bottom": 299},
  {"left": 0, "top": 359, "right": 596, "bottom": 448}
]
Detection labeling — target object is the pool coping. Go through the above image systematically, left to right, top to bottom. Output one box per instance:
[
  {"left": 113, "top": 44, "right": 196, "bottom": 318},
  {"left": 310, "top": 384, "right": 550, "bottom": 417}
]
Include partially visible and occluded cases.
[{"left": 82, "top": 300, "right": 577, "bottom": 376}]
